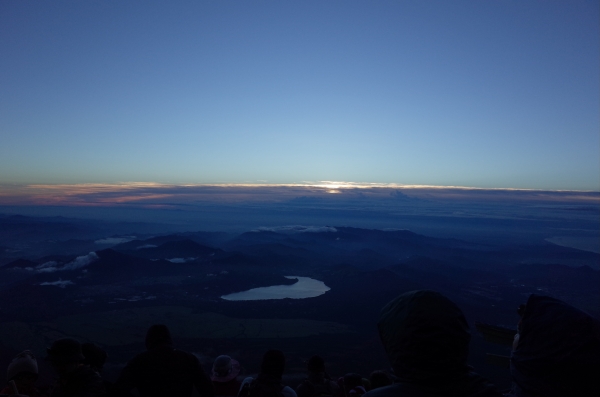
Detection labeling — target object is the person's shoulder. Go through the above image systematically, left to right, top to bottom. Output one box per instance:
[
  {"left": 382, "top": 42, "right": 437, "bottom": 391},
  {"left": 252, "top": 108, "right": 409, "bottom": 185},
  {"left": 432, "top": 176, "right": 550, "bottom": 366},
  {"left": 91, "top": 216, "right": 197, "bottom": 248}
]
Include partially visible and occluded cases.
[
  {"left": 172, "top": 348, "right": 200, "bottom": 363},
  {"left": 463, "top": 372, "right": 503, "bottom": 397},
  {"left": 364, "top": 376, "right": 503, "bottom": 397},
  {"left": 237, "top": 377, "right": 255, "bottom": 397},
  {"left": 240, "top": 377, "right": 254, "bottom": 388},
  {"left": 365, "top": 383, "right": 441, "bottom": 397},
  {"left": 363, "top": 384, "right": 401, "bottom": 397},
  {"left": 281, "top": 386, "right": 297, "bottom": 397}
]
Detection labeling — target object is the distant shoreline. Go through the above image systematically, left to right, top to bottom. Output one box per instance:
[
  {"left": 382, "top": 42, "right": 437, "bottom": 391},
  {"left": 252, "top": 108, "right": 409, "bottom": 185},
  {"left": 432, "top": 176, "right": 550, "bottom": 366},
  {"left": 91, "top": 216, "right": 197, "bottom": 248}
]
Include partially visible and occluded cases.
[{"left": 546, "top": 236, "right": 600, "bottom": 254}]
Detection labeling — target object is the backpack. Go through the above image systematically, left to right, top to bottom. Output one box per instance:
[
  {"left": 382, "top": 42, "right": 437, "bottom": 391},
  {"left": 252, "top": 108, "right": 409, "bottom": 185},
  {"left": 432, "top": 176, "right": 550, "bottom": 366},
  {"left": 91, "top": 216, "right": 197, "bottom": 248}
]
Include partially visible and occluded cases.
[{"left": 238, "top": 378, "right": 286, "bottom": 397}]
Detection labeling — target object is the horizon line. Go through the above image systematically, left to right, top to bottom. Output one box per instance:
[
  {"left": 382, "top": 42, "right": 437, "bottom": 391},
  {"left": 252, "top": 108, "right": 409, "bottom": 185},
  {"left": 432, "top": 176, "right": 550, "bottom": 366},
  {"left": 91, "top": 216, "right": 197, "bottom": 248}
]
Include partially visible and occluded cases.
[{"left": 1, "top": 181, "right": 599, "bottom": 193}]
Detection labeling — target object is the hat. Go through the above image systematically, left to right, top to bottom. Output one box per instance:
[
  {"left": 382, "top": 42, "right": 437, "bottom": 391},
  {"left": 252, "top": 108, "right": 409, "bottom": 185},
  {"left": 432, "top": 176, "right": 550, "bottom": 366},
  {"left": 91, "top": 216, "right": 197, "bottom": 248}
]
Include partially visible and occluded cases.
[
  {"left": 46, "top": 338, "right": 85, "bottom": 365},
  {"left": 7, "top": 350, "right": 38, "bottom": 381},
  {"left": 211, "top": 355, "right": 240, "bottom": 382}
]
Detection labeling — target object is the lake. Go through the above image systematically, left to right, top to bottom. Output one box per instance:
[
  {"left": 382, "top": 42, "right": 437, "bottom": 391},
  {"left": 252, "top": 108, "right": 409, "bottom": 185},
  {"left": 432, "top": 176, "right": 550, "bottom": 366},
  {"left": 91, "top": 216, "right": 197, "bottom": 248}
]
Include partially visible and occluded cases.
[{"left": 221, "top": 276, "right": 330, "bottom": 301}]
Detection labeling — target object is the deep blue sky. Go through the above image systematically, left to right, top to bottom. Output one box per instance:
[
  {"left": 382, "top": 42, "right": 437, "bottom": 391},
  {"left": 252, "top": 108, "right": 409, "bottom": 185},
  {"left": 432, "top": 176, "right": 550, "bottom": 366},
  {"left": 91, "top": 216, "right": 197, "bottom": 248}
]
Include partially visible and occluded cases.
[{"left": 1, "top": 1, "right": 598, "bottom": 190}]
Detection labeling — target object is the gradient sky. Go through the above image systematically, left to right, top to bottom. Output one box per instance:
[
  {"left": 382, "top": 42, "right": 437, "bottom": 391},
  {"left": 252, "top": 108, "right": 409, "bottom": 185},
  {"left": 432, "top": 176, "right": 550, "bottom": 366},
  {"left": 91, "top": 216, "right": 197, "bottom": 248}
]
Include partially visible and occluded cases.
[{"left": 1, "top": 1, "right": 598, "bottom": 190}]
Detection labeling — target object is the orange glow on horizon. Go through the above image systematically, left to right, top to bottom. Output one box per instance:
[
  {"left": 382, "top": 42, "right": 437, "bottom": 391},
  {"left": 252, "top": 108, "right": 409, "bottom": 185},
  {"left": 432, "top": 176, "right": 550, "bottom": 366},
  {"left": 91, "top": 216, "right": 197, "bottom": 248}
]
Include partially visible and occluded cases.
[
  {"left": 0, "top": 181, "right": 597, "bottom": 207},
  {"left": 15, "top": 181, "right": 600, "bottom": 192}
]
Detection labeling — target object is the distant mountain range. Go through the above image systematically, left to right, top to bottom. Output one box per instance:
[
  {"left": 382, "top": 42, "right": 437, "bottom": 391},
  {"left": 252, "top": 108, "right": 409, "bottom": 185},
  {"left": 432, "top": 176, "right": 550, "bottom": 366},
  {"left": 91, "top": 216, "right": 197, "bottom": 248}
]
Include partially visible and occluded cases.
[{"left": 1, "top": 226, "right": 597, "bottom": 314}]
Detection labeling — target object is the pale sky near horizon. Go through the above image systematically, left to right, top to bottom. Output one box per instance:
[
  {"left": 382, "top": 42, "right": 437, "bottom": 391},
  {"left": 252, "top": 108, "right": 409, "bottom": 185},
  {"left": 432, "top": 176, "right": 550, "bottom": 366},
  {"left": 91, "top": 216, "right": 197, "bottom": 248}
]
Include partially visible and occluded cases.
[{"left": 1, "top": 1, "right": 598, "bottom": 191}]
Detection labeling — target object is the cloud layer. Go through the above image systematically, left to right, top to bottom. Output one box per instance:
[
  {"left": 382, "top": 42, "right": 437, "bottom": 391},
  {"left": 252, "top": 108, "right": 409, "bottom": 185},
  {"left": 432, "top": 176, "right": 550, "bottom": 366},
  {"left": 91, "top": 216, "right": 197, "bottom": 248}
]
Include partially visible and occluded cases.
[
  {"left": 1, "top": 182, "right": 598, "bottom": 208},
  {"left": 253, "top": 226, "right": 338, "bottom": 234},
  {"left": 32, "top": 252, "right": 99, "bottom": 273},
  {"left": 40, "top": 279, "right": 74, "bottom": 288}
]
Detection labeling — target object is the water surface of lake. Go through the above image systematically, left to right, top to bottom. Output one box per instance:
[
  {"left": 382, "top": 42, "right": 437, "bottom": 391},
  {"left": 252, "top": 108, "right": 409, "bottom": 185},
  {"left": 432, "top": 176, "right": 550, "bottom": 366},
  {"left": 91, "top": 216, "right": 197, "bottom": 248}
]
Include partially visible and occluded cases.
[{"left": 221, "top": 276, "right": 330, "bottom": 301}]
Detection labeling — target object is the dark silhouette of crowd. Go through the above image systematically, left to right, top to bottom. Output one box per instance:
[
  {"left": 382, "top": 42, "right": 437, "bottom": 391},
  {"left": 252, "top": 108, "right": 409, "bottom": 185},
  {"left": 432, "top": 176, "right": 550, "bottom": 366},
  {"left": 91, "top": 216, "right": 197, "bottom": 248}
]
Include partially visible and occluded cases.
[{"left": 2, "top": 291, "right": 599, "bottom": 397}]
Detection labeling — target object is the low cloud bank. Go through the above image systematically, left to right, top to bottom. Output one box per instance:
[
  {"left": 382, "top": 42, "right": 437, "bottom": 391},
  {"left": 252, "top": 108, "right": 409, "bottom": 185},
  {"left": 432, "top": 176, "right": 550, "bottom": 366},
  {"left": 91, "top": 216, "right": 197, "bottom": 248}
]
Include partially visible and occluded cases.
[
  {"left": 1, "top": 183, "right": 597, "bottom": 208},
  {"left": 254, "top": 225, "right": 337, "bottom": 234},
  {"left": 95, "top": 236, "right": 136, "bottom": 245},
  {"left": 136, "top": 244, "right": 157, "bottom": 249},
  {"left": 34, "top": 252, "right": 99, "bottom": 273},
  {"left": 167, "top": 257, "right": 196, "bottom": 263},
  {"left": 35, "top": 261, "right": 58, "bottom": 272},
  {"left": 40, "top": 279, "right": 74, "bottom": 288}
]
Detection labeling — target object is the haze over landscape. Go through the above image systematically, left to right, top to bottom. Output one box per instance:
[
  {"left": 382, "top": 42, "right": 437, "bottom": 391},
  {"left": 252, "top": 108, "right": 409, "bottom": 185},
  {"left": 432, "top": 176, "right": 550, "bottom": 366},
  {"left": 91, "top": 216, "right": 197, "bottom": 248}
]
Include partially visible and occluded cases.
[{"left": 0, "top": 1, "right": 598, "bottom": 395}]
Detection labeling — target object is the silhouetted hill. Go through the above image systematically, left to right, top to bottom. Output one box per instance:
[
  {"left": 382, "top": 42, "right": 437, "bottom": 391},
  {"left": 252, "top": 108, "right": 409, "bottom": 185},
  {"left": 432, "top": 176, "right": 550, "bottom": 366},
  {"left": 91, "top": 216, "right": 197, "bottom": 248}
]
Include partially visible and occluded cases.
[
  {"left": 0, "top": 215, "right": 101, "bottom": 243},
  {"left": 223, "top": 227, "right": 496, "bottom": 271},
  {"left": 227, "top": 230, "right": 291, "bottom": 247},
  {"left": 176, "top": 231, "right": 233, "bottom": 247},
  {"left": 113, "top": 235, "right": 190, "bottom": 251},
  {"left": 44, "top": 239, "right": 99, "bottom": 256},
  {"left": 120, "top": 239, "right": 223, "bottom": 260},
  {"left": 232, "top": 242, "right": 314, "bottom": 259},
  {"left": 486, "top": 243, "right": 600, "bottom": 269},
  {"left": 91, "top": 249, "right": 163, "bottom": 273},
  {"left": 212, "top": 252, "right": 260, "bottom": 266},
  {"left": 35, "top": 254, "right": 76, "bottom": 265},
  {"left": 385, "top": 257, "right": 505, "bottom": 297},
  {"left": 4, "top": 258, "right": 37, "bottom": 269},
  {"left": 509, "top": 263, "right": 600, "bottom": 290}
]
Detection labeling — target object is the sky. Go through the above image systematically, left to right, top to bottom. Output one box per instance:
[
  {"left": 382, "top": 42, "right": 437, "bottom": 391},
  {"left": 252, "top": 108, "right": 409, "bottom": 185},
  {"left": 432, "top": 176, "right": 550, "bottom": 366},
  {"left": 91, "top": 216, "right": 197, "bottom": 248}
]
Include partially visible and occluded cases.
[{"left": 1, "top": 1, "right": 599, "bottom": 191}]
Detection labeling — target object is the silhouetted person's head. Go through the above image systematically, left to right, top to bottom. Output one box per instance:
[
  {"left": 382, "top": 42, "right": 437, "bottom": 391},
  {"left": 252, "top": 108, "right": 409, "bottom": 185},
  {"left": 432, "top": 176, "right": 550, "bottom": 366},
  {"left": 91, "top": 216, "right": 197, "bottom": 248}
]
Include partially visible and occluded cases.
[
  {"left": 378, "top": 290, "right": 470, "bottom": 382},
  {"left": 511, "top": 294, "right": 600, "bottom": 397},
  {"left": 145, "top": 324, "right": 173, "bottom": 350},
  {"left": 46, "top": 338, "right": 85, "bottom": 376},
  {"left": 82, "top": 343, "right": 108, "bottom": 372},
  {"left": 260, "top": 349, "right": 285, "bottom": 379},
  {"left": 7, "top": 350, "right": 39, "bottom": 392},
  {"left": 306, "top": 355, "right": 327, "bottom": 382},
  {"left": 307, "top": 355, "right": 325, "bottom": 374},
  {"left": 369, "top": 371, "right": 392, "bottom": 390}
]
